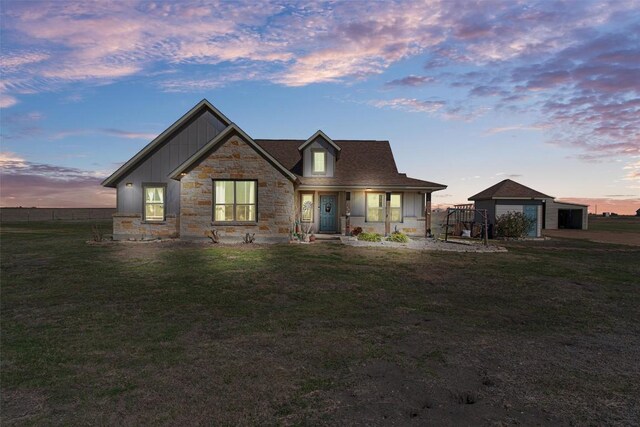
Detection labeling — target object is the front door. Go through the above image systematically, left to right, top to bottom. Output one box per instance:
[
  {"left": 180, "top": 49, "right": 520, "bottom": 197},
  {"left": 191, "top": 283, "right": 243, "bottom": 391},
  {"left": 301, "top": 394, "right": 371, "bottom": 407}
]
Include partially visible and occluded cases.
[
  {"left": 319, "top": 195, "right": 337, "bottom": 232},
  {"left": 524, "top": 205, "right": 538, "bottom": 237}
]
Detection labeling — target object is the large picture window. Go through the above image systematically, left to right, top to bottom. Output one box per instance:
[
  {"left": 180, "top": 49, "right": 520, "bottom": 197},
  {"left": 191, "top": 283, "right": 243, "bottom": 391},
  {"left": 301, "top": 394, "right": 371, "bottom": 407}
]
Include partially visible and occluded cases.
[
  {"left": 312, "top": 150, "right": 326, "bottom": 174},
  {"left": 214, "top": 180, "right": 257, "bottom": 222},
  {"left": 144, "top": 185, "right": 166, "bottom": 222},
  {"left": 301, "top": 193, "right": 314, "bottom": 222},
  {"left": 366, "top": 193, "right": 385, "bottom": 222}
]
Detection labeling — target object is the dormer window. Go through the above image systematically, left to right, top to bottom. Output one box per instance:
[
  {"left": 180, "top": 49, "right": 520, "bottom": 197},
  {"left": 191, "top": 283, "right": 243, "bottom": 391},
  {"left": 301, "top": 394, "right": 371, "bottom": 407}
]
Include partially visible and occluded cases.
[{"left": 312, "top": 149, "right": 326, "bottom": 174}]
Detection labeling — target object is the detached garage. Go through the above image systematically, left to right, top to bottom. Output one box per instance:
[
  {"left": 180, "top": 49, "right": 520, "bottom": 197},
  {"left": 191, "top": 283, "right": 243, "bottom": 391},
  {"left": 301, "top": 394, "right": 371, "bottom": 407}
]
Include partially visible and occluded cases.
[
  {"left": 469, "top": 179, "right": 588, "bottom": 238},
  {"left": 545, "top": 200, "right": 589, "bottom": 230}
]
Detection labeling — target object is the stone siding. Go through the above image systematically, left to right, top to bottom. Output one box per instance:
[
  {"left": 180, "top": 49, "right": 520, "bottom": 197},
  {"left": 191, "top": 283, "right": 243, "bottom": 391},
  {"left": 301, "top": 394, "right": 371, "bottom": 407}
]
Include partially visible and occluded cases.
[
  {"left": 180, "top": 134, "right": 295, "bottom": 242},
  {"left": 112, "top": 213, "right": 178, "bottom": 240}
]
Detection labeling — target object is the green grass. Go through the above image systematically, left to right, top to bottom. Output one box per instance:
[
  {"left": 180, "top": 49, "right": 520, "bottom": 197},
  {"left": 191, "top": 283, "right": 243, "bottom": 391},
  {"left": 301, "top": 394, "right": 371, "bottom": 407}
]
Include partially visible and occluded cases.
[
  {"left": 589, "top": 215, "right": 640, "bottom": 233},
  {"left": 1, "top": 221, "right": 639, "bottom": 425}
]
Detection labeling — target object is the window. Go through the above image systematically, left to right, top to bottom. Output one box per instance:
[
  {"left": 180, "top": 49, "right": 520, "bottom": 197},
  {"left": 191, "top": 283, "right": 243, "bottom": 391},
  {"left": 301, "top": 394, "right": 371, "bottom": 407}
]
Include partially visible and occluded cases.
[
  {"left": 312, "top": 150, "right": 326, "bottom": 174},
  {"left": 214, "top": 180, "right": 257, "bottom": 222},
  {"left": 144, "top": 185, "right": 165, "bottom": 221},
  {"left": 301, "top": 193, "right": 314, "bottom": 222},
  {"left": 366, "top": 193, "right": 385, "bottom": 222},
  {"left": 390, "top": 193, "right": 402, "bottom": 222}
]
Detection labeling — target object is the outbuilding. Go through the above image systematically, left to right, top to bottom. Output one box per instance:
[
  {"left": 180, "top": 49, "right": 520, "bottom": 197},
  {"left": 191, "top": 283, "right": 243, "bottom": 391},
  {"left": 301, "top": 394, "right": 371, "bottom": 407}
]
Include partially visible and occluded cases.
[{"left": 469, "top": 179, "right": 588, "bottom": 238}]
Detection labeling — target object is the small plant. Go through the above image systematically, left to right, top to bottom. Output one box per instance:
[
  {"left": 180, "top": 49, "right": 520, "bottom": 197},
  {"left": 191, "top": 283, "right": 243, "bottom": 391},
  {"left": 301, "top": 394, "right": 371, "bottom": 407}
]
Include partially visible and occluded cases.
[
  {"left": 494, "top": 212, "right": 535, "bottom": 238},
  {"left": 91, "top": 224, "right": 104, "bottom": 242},
  {"left": 351, "top": 227, "right": 363, "bottom": 236},
  {"left": 205, "top": 228, "right": 220, "bottom": 243},
  {"left": 243, "top": 232, "right": 256, "bottom": 244},
  {"left": 358, "top": 232, "right": 382, "bottom": 242},
  {"left": 387, "top": 232, "right": 409, "bottom": 243}
]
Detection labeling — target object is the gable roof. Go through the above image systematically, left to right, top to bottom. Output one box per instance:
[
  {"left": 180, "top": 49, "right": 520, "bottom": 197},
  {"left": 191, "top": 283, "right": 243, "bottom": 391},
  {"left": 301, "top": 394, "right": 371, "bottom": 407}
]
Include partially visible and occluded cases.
[
  {"left": 101, "top": 99, "right": 232, "bottom": 188},
  {"left": 169, "top": 124, "right": 298, "bottom": 182},
  {"left": 297, "top": 130, "right": 342, "bottom": 152},
  {"left": 255, "top": 139, "right": 446, "bottom": 190},
  {"left": 468, "top": 179, "right": 552, "bottom": 201}
]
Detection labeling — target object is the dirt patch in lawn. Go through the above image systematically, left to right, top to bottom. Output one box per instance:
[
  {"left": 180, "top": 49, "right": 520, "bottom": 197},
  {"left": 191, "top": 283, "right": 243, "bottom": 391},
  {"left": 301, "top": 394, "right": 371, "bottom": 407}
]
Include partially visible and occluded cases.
[{"left": 544, "top": 229, "right": 640, "bottom": 246}]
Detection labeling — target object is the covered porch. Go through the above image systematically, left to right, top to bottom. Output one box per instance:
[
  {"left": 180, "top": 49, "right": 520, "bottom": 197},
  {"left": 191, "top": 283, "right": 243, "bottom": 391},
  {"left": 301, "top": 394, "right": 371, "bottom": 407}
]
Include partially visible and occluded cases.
[{"left": 294, "top": 188, "right": 434, "bottom": 237}]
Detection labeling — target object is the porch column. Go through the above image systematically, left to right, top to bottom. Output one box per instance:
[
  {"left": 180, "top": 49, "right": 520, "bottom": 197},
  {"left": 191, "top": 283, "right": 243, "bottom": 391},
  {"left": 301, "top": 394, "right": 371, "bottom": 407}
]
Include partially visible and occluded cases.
[
  {"left": 345, "top": 192, "right": 351, "bottom": 235},
  {"left": 385, "top": 192, "right": 391, "bottom": 236},
  {"left": 425, "top": 192, "right": 432, "bottom": 237}
]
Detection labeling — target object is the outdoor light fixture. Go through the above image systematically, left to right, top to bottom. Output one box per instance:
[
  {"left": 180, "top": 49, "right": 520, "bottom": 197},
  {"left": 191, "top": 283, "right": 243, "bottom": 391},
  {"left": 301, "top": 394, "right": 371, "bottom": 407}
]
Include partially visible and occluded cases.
[
  {"left": 180, "top": 172, "right": 187, "bottom": 177},
  {"left": 125, "top": 182, "right": 133, "bottom": 188}
]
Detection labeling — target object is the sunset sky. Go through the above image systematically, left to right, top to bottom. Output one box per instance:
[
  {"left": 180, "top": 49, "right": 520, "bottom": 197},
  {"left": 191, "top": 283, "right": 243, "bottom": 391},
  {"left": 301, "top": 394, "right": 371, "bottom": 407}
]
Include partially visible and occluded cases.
[{"left": 1, "top": 0, "right": 638, "bottom": 214}]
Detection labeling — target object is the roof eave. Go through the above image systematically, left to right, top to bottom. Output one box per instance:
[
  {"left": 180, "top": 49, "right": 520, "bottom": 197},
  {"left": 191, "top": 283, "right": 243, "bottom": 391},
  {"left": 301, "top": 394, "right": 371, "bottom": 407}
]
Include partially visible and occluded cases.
[
  {"left": 169, "top": 123, "right": 298, "bottom": 183},
  {"left": 297, "top": 130, "right": 342, "bottom": 152}
]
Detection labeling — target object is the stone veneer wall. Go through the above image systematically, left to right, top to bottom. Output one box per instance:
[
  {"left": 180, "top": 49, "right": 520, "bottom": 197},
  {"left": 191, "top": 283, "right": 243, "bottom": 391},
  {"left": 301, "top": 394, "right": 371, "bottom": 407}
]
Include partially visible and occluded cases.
[
  {"left": 180, "top": 135, "right": 295, "bottom": 242},
  {"left": 112, "top": 213, "right": 178, "bottom": 240}
]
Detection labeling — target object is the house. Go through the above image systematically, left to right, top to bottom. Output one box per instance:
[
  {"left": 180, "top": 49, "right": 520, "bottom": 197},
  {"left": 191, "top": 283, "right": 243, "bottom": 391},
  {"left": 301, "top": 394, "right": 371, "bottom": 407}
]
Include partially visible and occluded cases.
[
  {"left": 101, "top": 99, "right": 447, "bottom": 241},
  {"left": 469, "top": 179, "right": 588, "bottom": 238}
]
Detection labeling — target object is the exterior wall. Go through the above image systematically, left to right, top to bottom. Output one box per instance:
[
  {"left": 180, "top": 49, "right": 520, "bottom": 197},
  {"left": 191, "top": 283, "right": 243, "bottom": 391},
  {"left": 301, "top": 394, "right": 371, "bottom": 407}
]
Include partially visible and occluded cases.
[
  {"left": 116, "top": 109, "right": 227, "bottom": 216},
  {"left": 180, "top": 134, "right": 295, "bottom": 242},
  {"left": 302, "top": 137, "right": 336, "bottom": 177},
  {"left": 112, "top": 213, "right": 178, "bottom": 240}
]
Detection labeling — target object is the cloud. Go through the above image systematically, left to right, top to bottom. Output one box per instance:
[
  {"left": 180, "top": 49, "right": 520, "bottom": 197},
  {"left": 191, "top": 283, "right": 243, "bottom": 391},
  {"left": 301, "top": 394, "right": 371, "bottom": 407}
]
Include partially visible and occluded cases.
[
  {"left": 1, "top": 0, "right": 638, "bottom": 180},
  {"left": 385, "top": 75, "right": 434, "bottom": 87},
  {"left": 0, "top": 94, "right": 18, "bottom": 108},
  {"left": 372, "top": 98, "right": 446, "bottom": 114},
  {"left": 484, "top": 124, "right": 549, "bottom": 135},
  {"left": 47, "top": 128, "right": 156, "bottom": 141},
  {"left": 0, "top": 151, "right": 114, "bottom": 207}
]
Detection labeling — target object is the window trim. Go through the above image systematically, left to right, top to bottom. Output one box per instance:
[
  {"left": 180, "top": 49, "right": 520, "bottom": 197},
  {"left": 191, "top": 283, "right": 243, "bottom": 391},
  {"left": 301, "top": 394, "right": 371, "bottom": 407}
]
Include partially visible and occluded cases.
[
  {"left": 311, "top": 149, "right": 327, "bottom": 175},
  {"left": 212, "top": 179, "right": 258, "bottom": 224},
  {"left": 142, "top": 182, "right": 167, "bottom": 222},
  {"left": 300, "top": 191, "right": 315, "bottom": 223},
  {"left": 365, "top": 192, "right": 385, "bottom": 223}
]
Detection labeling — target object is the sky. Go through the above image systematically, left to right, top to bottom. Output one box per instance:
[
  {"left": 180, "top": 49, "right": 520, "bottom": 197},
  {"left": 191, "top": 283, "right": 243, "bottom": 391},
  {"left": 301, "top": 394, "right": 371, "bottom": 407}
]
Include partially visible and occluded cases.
[{"left": 1, "top": 0, "right": 639, "bottom": 214}]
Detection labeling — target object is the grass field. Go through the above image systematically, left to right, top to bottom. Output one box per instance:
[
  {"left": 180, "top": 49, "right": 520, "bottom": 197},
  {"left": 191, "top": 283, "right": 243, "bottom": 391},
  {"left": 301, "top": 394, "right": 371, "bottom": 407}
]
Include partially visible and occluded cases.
[
  {"left": 589, "top": 215, "right": 640, "bottom": 233},
  {"left": 2, "top": 221, "right": 639, "bottom": 425}
]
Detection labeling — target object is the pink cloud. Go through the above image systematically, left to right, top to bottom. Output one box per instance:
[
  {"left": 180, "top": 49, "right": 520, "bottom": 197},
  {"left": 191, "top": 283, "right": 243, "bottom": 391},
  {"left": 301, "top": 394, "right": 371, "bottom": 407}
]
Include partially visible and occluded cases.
[{"left": 0, "top": 152, "right": 114, "bottom": 208}]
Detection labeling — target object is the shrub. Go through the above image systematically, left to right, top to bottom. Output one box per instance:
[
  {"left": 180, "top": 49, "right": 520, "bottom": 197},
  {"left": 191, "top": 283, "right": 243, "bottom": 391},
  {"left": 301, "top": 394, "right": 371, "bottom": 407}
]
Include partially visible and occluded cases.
[
  {"left": 494, "top": 212, "right": 535, "bottom": 238},
  {"left": 91, "top": 224, "right": 104, "bottom": 242},
  {"left": 351, "top": 226, "right": 363, "bottom": 236},
  {"left": 358, "top": 232, "right": 382, "bottom": 242},
  {"left": 387, "top": 232, "right": 409, "bottom": 243}
]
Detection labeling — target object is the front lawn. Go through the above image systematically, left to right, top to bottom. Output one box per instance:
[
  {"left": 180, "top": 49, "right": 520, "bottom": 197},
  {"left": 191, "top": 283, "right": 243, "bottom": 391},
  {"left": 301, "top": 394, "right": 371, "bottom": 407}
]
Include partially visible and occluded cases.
[{"left": 1, "top": 221, "right": 639, "bottom": 425}]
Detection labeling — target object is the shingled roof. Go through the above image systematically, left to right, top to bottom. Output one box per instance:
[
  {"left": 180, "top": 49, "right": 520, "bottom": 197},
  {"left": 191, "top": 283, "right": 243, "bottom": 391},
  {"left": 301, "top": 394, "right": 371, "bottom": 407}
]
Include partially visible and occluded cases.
[
  {"left": 254, "top": 139, "right": 446, "bottom": 189},
  {"left": 468, "top": 179, "right": 552, "bottom": 200}
]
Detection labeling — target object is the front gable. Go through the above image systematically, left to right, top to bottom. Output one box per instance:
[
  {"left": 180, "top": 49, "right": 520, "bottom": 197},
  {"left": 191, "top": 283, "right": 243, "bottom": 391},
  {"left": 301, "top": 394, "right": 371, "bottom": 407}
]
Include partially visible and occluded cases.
[
  {"left": 170, "top": 124, "right": 297, "bottom": 183},
  {"left": 178, "top": 129, "right": 295, "bottom": 239},
  {"left": 300, "top": 131, "right": 339, "bottom": 178}
]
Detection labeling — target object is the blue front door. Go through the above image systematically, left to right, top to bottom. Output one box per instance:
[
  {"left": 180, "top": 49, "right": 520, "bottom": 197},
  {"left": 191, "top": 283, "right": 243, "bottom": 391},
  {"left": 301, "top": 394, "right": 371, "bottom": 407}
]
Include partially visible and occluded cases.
[
  {"left": 319, "top": 195, "right": 337, "bottom": 232},
  {"left": 524, "top": 205, "right": 538, "bottom": 237}
]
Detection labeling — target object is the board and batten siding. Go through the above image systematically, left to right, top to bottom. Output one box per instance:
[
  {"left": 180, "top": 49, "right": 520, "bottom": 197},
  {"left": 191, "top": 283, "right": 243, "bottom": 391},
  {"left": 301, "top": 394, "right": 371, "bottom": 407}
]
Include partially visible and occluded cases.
[
  {"left": 116, "top": 110, "right": 227, "bottom": 215},
  {"left": 302, "top": 138, "right": 336, "bottom": 177}
]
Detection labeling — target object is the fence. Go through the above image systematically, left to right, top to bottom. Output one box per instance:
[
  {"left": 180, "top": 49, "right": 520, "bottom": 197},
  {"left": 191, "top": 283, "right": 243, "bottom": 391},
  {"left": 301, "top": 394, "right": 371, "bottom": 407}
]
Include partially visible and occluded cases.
[{"left": 0, "top": 208, "right": 116, "bottom": 222}]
